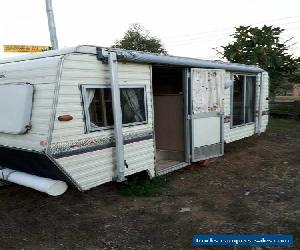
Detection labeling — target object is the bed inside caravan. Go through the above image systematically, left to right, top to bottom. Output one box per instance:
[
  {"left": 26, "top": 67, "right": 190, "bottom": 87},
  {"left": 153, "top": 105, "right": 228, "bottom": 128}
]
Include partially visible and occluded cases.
[{"left": 152, "top": 66, "right": 186, "bottom": 174}]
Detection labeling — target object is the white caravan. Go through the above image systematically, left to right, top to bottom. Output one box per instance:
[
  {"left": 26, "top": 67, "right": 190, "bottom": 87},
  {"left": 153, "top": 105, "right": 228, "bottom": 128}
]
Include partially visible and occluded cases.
[{"left": 0, "top": 46, "right": 269, "bottom": 195}]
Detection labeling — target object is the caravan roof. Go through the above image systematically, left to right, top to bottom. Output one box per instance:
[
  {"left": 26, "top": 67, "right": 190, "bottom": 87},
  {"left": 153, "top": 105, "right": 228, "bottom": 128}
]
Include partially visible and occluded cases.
[{"left": 0, "top": 45, "right": 263, "bottom": 73}]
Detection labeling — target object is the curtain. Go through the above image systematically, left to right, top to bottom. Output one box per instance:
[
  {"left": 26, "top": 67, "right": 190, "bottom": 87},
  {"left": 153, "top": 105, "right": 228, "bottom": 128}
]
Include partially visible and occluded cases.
[
  {"left": 192, "top": 70, "right": 208, "bottom": 113},
  {"left": 207, "top": 72, "right": 217, "bottom": 111},
  {"left": 245, "top": 76, "right": 256, "bottom": 123},
  {"left": 85, "top": 88, "right": 97, "bottom": 128},
  {"left": 86, "top": 88, "right": 95, "bottom": 108},
  {"left": 121, "top": 88, "right": 145, "bottom": 123}
]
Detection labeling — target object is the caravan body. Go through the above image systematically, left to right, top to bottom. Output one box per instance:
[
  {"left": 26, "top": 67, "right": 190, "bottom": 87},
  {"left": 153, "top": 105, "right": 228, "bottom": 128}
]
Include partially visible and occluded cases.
[{"left": 0, "top": 46, "right": 269, "bottom": 192}]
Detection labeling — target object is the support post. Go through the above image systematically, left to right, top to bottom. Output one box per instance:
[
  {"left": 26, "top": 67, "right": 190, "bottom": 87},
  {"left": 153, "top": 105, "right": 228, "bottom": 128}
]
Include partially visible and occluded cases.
[
  {"left": 45, "top": 0, "right": 59, "bottom": 50},
  {"left": 108, "top": 52, "right": 126, "bottom": 182},
  {"left": 183, "top": 68, "right": 191, "bottom": 164}
]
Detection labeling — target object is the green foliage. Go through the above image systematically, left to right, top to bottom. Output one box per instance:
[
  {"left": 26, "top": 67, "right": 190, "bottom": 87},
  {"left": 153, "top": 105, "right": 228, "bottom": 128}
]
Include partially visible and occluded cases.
[
  {"left": 112, "top": 23, "right": 167, "bottom": 55},
  {"left": 217, "top": 25, "right": 300, "bottom": 95},
  {"left": 119, "top": 175, "right": 168, "bottom": 197}
]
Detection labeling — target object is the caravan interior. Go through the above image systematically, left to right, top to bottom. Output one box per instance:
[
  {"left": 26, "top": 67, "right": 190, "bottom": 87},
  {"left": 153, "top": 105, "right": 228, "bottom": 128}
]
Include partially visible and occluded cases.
[{"left": 152, "top": 66, "right": 186, "bottom": 173}]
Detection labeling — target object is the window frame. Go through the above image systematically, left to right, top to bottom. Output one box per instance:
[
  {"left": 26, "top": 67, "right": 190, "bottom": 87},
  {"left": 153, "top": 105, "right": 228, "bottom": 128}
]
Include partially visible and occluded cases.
[
  {"left": 230, "top": 74, "right": 257, "bottom": 128},
  {"left": 80, "top": 84, "right": 148, "bottom": 133}
]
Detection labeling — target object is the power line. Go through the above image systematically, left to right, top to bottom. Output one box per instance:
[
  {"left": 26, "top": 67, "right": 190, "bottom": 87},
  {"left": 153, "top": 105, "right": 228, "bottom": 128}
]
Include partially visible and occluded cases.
[
  {"left": 165, "top": 15, "right": 300, "bottom": 40},
  {"left": 165, "top": 16, "right": 300, "bottom": 43},
  {"left": 166, "top": 20, "right": 300, "bottom": 45},
  {"left": 166, "top": 21, "right": 300, "bottom": 46},
  {"left": 166, "top": 31, "right": 300, "bottom": 49},
  {"left": 167, "top": 37, "right": 233, "bottom": 47}
]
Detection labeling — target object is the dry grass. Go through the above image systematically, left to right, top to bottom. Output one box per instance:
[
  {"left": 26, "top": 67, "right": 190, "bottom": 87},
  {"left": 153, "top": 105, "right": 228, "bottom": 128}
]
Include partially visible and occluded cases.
[{"left": 275, "top": 96, "right": 300, "bottom": 101}]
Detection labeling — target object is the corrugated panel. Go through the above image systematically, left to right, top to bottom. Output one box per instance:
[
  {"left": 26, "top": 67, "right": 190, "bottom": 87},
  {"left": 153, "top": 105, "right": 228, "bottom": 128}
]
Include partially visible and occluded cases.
[
  {"left": 52, "top": 54, "right": 155, "bottom": 190},
  {"left": 52, "top": 55, "right": 153, "bottom": 142},
  {"left": 0, "top": 56, "right": 61, "bottom": 151},
  {"left": 0, "top": 56, "right": 61, "bottom": 72},
  {"left": 0, "top": 59, "right": 59, "bottom": 85},
  {"left": 224, "top": 123, "right": 256, "bottom": 143},
  {"left": 0, "top": 133, "right": 47, "bottom": 149},
  {"left": 56, "top": 139, "right": 155, "bottom": 190}
]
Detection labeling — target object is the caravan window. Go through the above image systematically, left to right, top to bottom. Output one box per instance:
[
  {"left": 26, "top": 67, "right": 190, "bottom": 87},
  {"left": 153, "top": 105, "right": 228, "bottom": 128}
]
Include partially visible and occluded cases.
[
  {"left": 232, "top": 75, "right": 256, "bottom": 127},
  {"left": 82, "top": 85, "right": 147, "bottom": 132}
]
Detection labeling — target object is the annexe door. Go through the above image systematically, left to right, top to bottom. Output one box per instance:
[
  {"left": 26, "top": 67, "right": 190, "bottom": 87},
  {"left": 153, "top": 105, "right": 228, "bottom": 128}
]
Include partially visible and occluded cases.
[{"left": 190, "top": 68, "right": 225, "bottom": 162}]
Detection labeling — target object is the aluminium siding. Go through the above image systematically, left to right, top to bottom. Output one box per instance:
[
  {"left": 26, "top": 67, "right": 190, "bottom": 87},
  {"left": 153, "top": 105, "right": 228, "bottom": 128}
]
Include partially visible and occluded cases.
[
  {"left": 51, "top": 53, "right": 155, "bottom": 190},
  {"left": 0, "top": 56, "right": 62, "bottom": 151}
]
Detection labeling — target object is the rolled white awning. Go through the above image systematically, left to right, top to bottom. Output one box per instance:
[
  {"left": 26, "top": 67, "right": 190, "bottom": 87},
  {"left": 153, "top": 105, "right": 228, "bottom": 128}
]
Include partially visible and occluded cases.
[{"left": 0, "top": 167, "right": 68, "bottom": 196}]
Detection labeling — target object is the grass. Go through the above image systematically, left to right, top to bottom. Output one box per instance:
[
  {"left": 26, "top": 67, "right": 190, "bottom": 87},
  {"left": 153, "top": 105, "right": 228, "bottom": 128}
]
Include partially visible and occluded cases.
[
  {"left": 275, "top": 96, "right": 300, "bottom": 101},
  {"left": 269, "top": 103, "right": 295, "bottom": 113},
  {"left": 267, "top": 117, "right": 300, "bottom": 137},
  {"left": 119, "top": 175, "right": 168, "bottom": 197}
]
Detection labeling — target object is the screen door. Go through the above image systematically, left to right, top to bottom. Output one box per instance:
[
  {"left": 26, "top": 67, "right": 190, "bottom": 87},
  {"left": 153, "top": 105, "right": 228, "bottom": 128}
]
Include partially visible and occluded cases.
[{"left": 190, "top": 68, "right": 225, "bottom": 162}]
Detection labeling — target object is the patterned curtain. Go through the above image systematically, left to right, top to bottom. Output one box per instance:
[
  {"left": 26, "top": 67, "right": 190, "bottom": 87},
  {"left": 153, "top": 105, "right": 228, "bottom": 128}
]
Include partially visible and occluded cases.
[
  {"left": 86, "top": 88, "right": 97, "bottom": 128},
  {"left": 121, "top": 88, "right": 145, "bottom": 123}
]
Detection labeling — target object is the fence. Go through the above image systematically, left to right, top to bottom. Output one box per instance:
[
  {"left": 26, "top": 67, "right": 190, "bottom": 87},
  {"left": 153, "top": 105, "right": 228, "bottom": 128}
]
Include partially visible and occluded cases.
[{"left": 270, "top": 99, "right": 300, "bottom": 119}]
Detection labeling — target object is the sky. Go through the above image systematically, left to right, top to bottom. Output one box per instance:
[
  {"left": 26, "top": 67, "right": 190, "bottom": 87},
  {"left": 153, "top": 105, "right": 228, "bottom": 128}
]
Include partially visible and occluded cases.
[{"left": 0, "top": 0, "right": 300, "bottom": 60}]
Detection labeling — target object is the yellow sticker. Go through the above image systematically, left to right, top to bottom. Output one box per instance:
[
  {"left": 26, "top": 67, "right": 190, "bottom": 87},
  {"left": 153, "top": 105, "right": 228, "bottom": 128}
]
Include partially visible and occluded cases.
[{"left": 3, "top": 45, "right": 51, "bottom": 53}]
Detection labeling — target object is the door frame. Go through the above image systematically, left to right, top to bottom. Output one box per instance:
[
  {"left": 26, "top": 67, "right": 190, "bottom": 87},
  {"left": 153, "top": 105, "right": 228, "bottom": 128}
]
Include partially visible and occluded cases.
[{"left": 183, "top": 68, "right": 191, "bottom": 165}]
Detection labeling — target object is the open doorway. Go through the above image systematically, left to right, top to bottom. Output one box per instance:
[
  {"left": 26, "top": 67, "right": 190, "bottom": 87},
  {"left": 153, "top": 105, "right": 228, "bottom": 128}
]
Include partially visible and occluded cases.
[{"left": 152, "top": 66, "right": 186, "bottom": 174}]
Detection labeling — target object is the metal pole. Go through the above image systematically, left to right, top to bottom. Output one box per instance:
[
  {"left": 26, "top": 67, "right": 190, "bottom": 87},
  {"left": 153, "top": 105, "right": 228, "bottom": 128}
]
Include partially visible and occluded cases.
[
  {"left": 45, "top": 0, "right": 59, "bottom": 50},
  {"left": 108, "top": 52, "right": 126, "bottom": 182},
  {"left": 182, "top": 68, "right": 191, "bottom": 164}
]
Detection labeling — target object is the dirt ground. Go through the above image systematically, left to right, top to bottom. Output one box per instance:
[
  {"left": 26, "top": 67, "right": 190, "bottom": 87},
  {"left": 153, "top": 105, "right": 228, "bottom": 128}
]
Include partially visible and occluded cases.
[{"left": 0, "top": 118, "right": 299, "bottom": 250}]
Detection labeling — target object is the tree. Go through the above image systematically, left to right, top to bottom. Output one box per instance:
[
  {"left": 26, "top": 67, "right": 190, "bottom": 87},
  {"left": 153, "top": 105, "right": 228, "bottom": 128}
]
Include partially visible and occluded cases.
[
  {"left": 112, "top": 23, "right": 167, "bottom": 55},
  {"left": 216, "top": 25, "right": 300, "bottom": 95}
]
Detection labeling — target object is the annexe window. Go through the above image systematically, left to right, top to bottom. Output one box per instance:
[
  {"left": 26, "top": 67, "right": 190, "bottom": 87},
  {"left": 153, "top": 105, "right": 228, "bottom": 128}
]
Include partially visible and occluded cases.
[
  {"left": 232, "top": 74, "right": 256, "bottom": 127},
  {"left": 82, "top": 85, "right": 147, "bottom": 132}
]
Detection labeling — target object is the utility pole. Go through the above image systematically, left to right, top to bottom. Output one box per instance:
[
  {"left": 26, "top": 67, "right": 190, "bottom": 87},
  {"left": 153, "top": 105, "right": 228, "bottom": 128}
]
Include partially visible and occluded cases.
[{"left": 45, "top": 0, "right": 58, "bottom": 50}]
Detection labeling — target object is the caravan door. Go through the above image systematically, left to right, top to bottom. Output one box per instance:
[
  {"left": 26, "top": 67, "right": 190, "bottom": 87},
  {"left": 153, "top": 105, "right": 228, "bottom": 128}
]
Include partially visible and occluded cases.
[{"left": 190, "top": 69, "right": 225, "bottom": 162}]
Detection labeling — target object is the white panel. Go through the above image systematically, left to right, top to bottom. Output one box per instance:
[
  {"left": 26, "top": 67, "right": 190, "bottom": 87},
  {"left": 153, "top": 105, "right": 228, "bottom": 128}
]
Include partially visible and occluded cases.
[
  {"left": 0, "top": 83, "right": 33, "bottom": 134},
  {"left": 193, "top": 117, "right": 221, "bottom": 147}
]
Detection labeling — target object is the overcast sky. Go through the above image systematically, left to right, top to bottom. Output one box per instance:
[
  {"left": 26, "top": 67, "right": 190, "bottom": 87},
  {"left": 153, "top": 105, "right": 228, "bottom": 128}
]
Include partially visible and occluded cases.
[{"left": 0, "top": 0, "right": 299, "bottom": 59}]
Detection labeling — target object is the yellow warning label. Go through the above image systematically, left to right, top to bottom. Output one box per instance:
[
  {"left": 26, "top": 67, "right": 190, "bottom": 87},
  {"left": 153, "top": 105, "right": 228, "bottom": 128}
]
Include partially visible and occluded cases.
[{"left": 3, "top": 45, "right": 51, "bottom": 53}]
